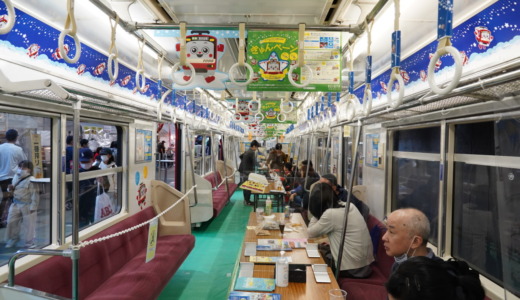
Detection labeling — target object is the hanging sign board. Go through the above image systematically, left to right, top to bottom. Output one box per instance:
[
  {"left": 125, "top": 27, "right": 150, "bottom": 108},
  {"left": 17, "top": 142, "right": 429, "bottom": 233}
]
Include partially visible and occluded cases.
[{"left": 246, "top": 31, "right": 342, "bottom": 92}]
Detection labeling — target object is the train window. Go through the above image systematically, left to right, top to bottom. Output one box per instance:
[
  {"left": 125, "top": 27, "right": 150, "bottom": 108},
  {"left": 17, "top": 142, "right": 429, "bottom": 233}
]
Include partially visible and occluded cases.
[
  {"left": 0, "top": 112, "right": 52, "bottom": 263},
  {"left": 452, "top": 119, "right": 520, "bottom": 295},
  {"left": 65, "top": 122, "right": 122, "bottom": 235},
  {"left": 156, "top": 123, "right": 176, "bottom": 186},
  {"left": 391, "top": 126, "right": 441, "bottom": 245},
  {"left": 393, "top": 127, "right": 441, "bottom": 153}
]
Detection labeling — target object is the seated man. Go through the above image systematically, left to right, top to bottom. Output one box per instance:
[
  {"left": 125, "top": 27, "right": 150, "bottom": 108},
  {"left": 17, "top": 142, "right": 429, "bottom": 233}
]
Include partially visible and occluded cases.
[
  {"left": 319, "top": 173, "right": 370, "bottom": 222},
  {"left": 307, "top": 182, "right": 374, "bottom": 278},
  {"left": 382, "top": 208, "right": 443, "bottom": 274}
]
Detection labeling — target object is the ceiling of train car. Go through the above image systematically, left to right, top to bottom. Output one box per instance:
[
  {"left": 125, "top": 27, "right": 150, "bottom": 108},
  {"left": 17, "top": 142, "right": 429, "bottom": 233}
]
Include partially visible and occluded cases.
[{"left": 10, "top": 0, "right": 498, "bottom": 129}]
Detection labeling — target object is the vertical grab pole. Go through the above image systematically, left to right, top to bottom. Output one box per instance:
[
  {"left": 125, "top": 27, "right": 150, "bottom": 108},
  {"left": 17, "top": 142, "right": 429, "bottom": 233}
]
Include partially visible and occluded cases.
[
  {"left": 71, "top": 98, "right": 81, "bottom": 300},
  {"left": 335, "top": 120, "right": 363, "bottom": 279},
  {"left": 185, "top": 126, "right": 198, "bottom": 206},
  {"left": 325, "top": 127, "right": 332, "bottom": 174},
  {"left": 221, "top": 134, "right": 230, "bottom": 202}
]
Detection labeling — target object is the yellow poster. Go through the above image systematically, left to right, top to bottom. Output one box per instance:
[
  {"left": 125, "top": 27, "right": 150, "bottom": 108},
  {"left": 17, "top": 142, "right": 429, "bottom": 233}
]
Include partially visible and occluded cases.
[
  {"left": 30, "top": 134, "right": 43, "bottom": 178},
  {"left": 145, "top": 218, "right": 158, "bottom": 263}
]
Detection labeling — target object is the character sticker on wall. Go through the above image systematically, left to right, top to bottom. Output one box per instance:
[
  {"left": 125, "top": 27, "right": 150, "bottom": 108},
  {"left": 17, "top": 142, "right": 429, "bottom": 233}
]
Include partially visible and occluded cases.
[
  {"left": 474, "top": 26, "right": 494, "bottom": 50},
  {"left": 172, "top": 30, "right": 228, "bottom": 90},
  {"left": 136, "top": 182, "right": 147, "bottom": 209}
]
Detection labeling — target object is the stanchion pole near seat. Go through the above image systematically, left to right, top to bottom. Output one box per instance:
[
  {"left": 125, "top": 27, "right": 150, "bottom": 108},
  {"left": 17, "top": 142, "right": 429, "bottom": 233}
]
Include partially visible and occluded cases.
[
  {"left": 386, "top": 0, "right": 405, "bottom": 109},
  {"left": 427, "top": 0, "right": 463, "bottom": 96},
  {"left": 361, "top": 21, "right": 374, "bottom": 117}
]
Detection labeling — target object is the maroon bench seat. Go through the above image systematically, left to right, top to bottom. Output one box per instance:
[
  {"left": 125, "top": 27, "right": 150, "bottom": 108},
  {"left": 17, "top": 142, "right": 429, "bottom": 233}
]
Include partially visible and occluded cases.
[
  {"left": 204, "top": 172, "right": 231, "bottom": 217},
  {"left": 16, "top": 207, "right": 195, "bottom": 300},
  {"left": 338, "top": 214, "right": 394, "bottom": 299}
]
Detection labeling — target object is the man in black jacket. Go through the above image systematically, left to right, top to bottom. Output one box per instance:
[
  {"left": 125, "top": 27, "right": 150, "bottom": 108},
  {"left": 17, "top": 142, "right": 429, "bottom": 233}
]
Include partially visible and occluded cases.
[{"left": 238, "top": 140, "right": 260, "bottom": 206}]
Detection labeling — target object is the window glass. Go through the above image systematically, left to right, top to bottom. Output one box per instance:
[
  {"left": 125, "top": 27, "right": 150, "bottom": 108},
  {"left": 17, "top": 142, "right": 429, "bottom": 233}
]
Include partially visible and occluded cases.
[
  {"left": 0, "top": 112, "right": 52, "bottom": 263},
  {"left": 455, "top": 119, "right": 520, "bottom": 156},
  {"left": 65, "top": 122, "right": 121, "bottom": 235},
  {"left": 156, "top": 123, "right": 176, "bottom": 186},
  {"left": 393, "top": 127, "right": 440, "bottom": 153},
  {"left": 392, "top": 158, "right": 439, "bottom": 245},
  {"left": 452, "top": 163, "right": 520, "bottom": 295}
]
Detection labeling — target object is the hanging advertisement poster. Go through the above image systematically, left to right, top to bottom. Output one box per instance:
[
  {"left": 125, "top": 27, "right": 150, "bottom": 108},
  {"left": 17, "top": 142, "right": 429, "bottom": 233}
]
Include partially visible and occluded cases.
[
  {"left": 246, "top": 31, "right": 341, "bottom": 92},
  {"left": 226, "top": 99, "right": 296, "bottom": 124},
  {"left": 135, "top": 129, "right": 153, "bottom": 163}
]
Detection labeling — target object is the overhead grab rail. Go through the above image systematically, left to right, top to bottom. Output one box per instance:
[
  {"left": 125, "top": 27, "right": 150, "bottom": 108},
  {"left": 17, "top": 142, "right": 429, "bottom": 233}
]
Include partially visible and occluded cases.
[
  {"left": 0, "top": 0, "right": 15, "bottom": 34},
  {"left": 59, "top": 0, "right": 81, "bottom": 64},
  {"left": 386, "top": 0, "right": 405, "bottom": 109},
  {"left": 427, "top": 0, "right": 462, "bottom": 95},
  {"left": 107, "top": 15, "right": 119, "bottom": 82},
  {"left": 361, "top": 21, "right": 374, "bottom": 117},
  {"left": 171, "top": 22, "right": 195, "bottom": 86},
  {"left": 229, "top": 23, "right": 254, "bottom": 86},
  {"left": 288, "top": 24, "right": 313, "bottom": 88},
  {"left": 135, "top": 39, "right": 147, "bottom": 93}
]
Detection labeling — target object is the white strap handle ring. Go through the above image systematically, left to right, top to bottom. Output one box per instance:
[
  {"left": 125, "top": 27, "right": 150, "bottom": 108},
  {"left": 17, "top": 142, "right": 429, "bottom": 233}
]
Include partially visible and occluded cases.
[
  {"left": 0, "top": 0, "right": 15, "bottom": 35},
  {"left": 58, "top": 29, "right": 81, "bottom": 64},
  {"left": 427, "top": 45, "right": 463, "bottom": 95},
  {"left": 107, "top": 53, "right": 119, "bottom": 82},
  {"left": 171, "top": 62, "right": 196, "bottom": 86},
  {"left": 228, "top": 62, "right": 254, "bottom": 86},
  {"left": 288, "top": 64, "right": 313, "bottom": 88},
  {"left": 135, "top": 69, "right": 146, "bottom": 92},
  {"left": 387, "top": 70, "right": 405, "bottom": 109},
  {"left": 361, "top": 85, "right": 373, "bottom": 117},
  {"left": 346, "top": 95, "right": 360, "bottom": 122},
  {"left": 249, "top": 99, "right": 260, "bottom": 113},
  {"left": 280, "top": 100, "right": 294, "bottom": 114},
  {"left": 255, "top": 113, "right": 264, "bottom": 122},
  {"left": 277, "top": 113, "right": 287, "bottom": 122}
]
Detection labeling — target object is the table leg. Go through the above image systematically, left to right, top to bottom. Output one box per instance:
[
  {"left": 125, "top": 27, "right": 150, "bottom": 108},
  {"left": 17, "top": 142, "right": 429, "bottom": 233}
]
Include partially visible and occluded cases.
[{"left": 254, "top": 194, "right": 257, "bottom": 211}]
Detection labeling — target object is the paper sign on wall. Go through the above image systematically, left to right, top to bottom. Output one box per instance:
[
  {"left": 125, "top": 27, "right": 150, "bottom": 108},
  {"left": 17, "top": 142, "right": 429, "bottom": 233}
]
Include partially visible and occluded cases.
[{"left": 146, "top": 218, "right": 158, "bottom": 263}]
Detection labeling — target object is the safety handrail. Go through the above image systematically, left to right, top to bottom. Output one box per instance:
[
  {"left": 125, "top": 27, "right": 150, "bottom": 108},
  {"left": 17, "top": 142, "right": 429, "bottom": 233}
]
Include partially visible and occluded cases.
[
  {"left": 0, "top": 0, "right": 15, "bottom": 35},
  {"left": 58, "top": 0, "right": 81, "bottom": 64},
  {"left": 386, "top": 0, "right": 405, "bottom": 109},
  {"left": 427, "top": 0, "right": 463, "bottom": 95},
  {"left": 107, "top": 15, "right": 119, "bottom": 82},
  {"left": 171, "top": 22, "right": 195, "bottom": 86},
  {"left": 229, "top": 23, "right": 254, "bottom": 86},
  {"left": 288, "top": 23, "right": 313, "bottom": 88}
]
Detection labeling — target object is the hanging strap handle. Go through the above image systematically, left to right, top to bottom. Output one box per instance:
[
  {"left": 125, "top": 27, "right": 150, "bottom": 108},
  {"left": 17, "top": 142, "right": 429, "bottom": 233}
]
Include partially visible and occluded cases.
[
  {"left": 0, "top": 0, "right": 15, "bottom": 34},
  {"left": 58, "top": 0, "right": 81, "bottom": 64},
  {"left": 387, "top": 0, "right": 405, "bottom": 109},
  {"left": 427, "top": 0, "right": 463, "bottom": 95},
  {"left": 107, "top": 15, "right": 119, "bottom": 82},
  {"left": 171, "top": 22, "right": 195, "bottom": 86},
  {"left": 229, "top": 23, "right": 254, "bottom": 86},
  {"left": 288, "top": 23, "right": 313, "bottom": 88},
  {"left": 135, "top": 39, "right": 146, "bottom": 93}
]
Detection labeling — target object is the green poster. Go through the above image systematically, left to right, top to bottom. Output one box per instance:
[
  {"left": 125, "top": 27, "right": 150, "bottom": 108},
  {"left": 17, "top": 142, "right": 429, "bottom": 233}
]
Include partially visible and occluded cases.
[
  {"left": 246, "top": 31, "right": 342, "bottom": 92},
  {"left": 227, "top": 99, "right": 296, "bottom": 124}
]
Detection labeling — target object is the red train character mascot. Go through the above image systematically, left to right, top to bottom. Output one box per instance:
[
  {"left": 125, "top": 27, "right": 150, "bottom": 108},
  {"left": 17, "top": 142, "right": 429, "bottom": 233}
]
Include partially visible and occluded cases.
[
  {"left": 474, "top": 26, "right": 494, "bottom": 50},
  {"left": 176, "top": 31, "right": 224, "bottom": 83}
]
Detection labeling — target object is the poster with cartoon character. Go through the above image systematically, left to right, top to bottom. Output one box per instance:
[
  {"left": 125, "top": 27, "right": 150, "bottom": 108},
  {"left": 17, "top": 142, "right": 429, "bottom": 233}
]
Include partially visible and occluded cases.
[
  {"left": 171, "top": 30, "right": 228, "bottom": 90},
  {"left": 246, "top": 31, "right": 342, "bottom": 92}
]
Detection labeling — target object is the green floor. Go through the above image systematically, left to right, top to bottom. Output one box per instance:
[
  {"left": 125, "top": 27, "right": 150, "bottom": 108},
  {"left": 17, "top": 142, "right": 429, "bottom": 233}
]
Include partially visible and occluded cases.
[{"left": 157, "top": 190, "right": 251, "bottom": 300}]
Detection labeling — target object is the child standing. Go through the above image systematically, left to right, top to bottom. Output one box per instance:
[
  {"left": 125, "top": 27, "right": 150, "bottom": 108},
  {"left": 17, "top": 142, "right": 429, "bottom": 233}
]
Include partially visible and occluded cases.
[{"left": 5, "top": 160, "right": 39, "bottom": 248}]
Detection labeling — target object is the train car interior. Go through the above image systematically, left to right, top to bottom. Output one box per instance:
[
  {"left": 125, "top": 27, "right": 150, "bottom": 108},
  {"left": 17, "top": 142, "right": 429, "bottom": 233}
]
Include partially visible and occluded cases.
[{"left": 0, "top": 0, "right": 517, "bottom": 299}]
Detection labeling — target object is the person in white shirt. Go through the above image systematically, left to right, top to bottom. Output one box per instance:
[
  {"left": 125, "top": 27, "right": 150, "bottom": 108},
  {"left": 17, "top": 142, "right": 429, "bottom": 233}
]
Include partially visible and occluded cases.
[
  {"left": 0, "top": 129, "right": 27, "bottom": 227},
  {"left": 98, "top": 148, "right": 117, "bottom": 211},
  {"left": 307, "top": 182, "right": 374, "bottom": 278}
]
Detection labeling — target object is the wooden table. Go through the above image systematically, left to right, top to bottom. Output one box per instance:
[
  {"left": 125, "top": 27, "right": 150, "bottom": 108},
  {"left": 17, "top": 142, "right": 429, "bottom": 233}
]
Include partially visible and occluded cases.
[
  {"left": 232, "top": 212, "right": 340, "bottom": 299},
  {"left": 240, "top": 212, "right": 324, "bottom": 265}
]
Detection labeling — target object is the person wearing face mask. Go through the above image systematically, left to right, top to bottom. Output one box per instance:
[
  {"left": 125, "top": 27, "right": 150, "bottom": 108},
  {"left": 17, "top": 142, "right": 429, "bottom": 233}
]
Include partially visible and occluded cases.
[
  {"left": 78, "top": 148, "right": 101, "bottom": 227},
  {"left": 98, "top": 148, "right": 117, "bottom": 211},
  {"left": 5, "top": 160, "right": 39, "bottom": 248},
  {"left": 382, "top": 208, "right": 443, "bottom": 274}
]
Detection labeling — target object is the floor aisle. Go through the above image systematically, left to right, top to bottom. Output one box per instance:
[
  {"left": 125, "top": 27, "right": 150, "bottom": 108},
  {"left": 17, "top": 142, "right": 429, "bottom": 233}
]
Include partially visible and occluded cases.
[{"left": 158, "top": 190, "right": 251, "bottom": 300}]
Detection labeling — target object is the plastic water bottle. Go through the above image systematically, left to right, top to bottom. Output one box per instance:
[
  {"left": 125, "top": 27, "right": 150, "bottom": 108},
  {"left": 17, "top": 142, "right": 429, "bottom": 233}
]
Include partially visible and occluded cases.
[
  {"left": 265, "top": 199, "right": 272, "bottom": 216},
  {"left": 275, "top": 256, "right": 289, "bottom": 287}
]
